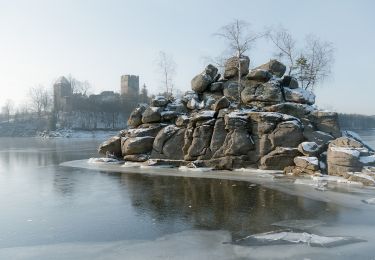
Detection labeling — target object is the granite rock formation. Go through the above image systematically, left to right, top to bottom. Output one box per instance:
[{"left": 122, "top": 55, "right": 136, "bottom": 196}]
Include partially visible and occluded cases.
[{"left": 98, "top": 56, "right": 375, "bottom": 185}]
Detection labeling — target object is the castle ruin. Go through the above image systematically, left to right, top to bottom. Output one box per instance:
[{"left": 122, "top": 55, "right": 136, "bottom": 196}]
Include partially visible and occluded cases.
[
  {"left": 121, "top": 75, "right": 139, "bottom": 97},
  {"left": 53, "top": 76, "right": 72, "bottom": 112}
]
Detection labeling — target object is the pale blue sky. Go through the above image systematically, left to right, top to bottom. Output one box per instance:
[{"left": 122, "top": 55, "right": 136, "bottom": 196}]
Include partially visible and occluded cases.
[{"left": 0, "top": 0, "right": 374, "bottom": 114}]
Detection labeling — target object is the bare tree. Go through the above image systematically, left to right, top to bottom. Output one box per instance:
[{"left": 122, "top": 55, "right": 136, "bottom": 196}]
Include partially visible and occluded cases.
[
  {"left": 215, "top": 19, "right": 265, "bottom": 105},
  {"left": 215, "top": 20, "right": 264, "bottom": 82},
  {"left": 267, "top": 26, "right": 296, "bottom": 75},
  {"left": 269, "top": 27, "right": 334, "bottom": 92},
  {"left": 298, "top": 35, "right": 334, "bottom": 91},
  {"left": 156, "top": 51, "right": 176, "bottom": 97},
  {"left": 201, "top": 55, "right": 227, "bottom": 75},
  {"left": 67, "top": 74, "right": 91, "bottom": 95},
  {"left": 29, "top": 85, "right": 51, "bottom": 118},
  {"left": 1, "top": 99, "right": 14, "bottom": 123}
]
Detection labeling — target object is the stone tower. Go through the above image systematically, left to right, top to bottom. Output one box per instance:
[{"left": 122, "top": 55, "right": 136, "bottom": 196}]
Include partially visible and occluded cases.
[
  {"left": 121, "top": 75, "right": 139, "bottom": 97},
  {"left": 53, "top": 76, "right": 72, "bottom": 112}
]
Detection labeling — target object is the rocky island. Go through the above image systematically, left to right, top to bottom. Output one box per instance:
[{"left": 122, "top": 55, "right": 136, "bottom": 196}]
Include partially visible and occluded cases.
[{"left": 98, "top": 56, "right": 375, "bottom": 186}]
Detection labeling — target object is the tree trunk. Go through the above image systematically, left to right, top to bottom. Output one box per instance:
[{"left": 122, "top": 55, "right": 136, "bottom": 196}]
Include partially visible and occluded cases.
[{"left": 237, "top": 56, "right": 242, "bottom": 108}]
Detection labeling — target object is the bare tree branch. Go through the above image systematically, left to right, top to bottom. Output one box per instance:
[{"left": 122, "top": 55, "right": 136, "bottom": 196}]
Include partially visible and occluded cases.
[{"left": 156, "top": 51, "right": 177, "bottom": 97}]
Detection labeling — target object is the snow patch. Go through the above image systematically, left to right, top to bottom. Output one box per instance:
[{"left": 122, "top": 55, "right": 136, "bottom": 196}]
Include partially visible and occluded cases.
[
  {"left": 301, "top": 142, "right": 319, "bottom": 152},
  {"left": 330, "top": 146, "right": 361, "bottom": 157},
  {"left": 296, "top": 156, "right": 319, "bottom": 165},
  {"left": 88, "top": 157, "right": 122, "bottom": 164},
  {"left": 178, "top": 166, "right": 213, "bottom": 172}
]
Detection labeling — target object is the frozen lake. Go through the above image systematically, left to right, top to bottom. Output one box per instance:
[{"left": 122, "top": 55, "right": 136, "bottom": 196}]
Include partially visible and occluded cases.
[{"left": 1, "top": 129, "right": 375, "bottom": 259}]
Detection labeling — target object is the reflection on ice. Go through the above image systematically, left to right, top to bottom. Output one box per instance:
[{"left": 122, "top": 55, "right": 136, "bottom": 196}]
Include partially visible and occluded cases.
[
  {"left": 62, "top": 159, "right": 375, "bottom": 210},
  {"left": 272, "top": 219, "right": 325, "bottom": 230},
  {"left": 235, "top": 230, "right": 366, "bottom": 248}
]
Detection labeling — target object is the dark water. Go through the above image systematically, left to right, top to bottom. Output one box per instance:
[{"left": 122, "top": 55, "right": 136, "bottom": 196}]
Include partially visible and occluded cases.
[{"left": 0, "top": 130, "right": 375, "bottom": 259}]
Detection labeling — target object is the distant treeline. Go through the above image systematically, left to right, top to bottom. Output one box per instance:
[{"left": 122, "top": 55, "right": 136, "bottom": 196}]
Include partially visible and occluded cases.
[{"left": 338, "top": 113, "right": 375, "bottom": 129}]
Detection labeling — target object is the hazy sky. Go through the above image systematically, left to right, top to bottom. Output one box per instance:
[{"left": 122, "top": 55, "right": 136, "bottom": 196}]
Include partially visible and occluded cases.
[{"left": 0, "top": 0, "right": 374, "bottom": 114}]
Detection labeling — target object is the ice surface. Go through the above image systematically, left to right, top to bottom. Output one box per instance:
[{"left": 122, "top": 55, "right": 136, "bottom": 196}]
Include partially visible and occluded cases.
[
  {"left": 121, "top": 162, "right": 143, "bottom": 168},
  {"left": 272, "top": 219, "right": 325, "bottom": 230}
]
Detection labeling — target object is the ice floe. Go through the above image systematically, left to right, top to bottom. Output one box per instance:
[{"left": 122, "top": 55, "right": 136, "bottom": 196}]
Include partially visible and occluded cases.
[{"left": 236, "top": 230, "right": 365, "bottom": 248}]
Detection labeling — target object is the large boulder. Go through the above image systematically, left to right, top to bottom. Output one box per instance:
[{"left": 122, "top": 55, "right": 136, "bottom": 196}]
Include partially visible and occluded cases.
[
  {"left": 224, "top": 56, "right": 250, "bottom": 79},
  {"left": 254, "top": 60, "right": 286, "bottom": 78},
  {"left": 191, "top": 64, "right": 218, "bottom": 93},
  {"left": 204, "top": 64, "right": 219, "bottom": 79},
  {"left": 247, "top": 69, "right": 272, "bottom": 82},
  {"left": 191, "top": 74, "right": 212, "bottom": 93},
  {"left": 281, "top": 75, "right": 299, "bottom": 89},
  {"left": 223, "top": 81, "right": 243, "bottom": 101},
  {"left": 209, "top": 82, "right": 224, "bottom": 92},
  {"left": 241, "top": 82, "right": 283, "bottom": 105},
  {"left": 283, "top": 87, "right": 315, "bottom": 105},
  {"left": 203, "top": 92, "right": 223, "bottom": 109},
  {"left": 151, "top": 96, "right": 169, "bottom": 107},
  {"left": 212, "top": 96, "right": 230, "bottom": 111},
  {"left": 166, "top": 99, "right": 188, "bottom": 114},
  {"left": 265, "top": 103, "right": 313, "bottom": 119},
  {"left": 127, "top": 104, "right": 148, "bottom": 128},
  {"left": 142, "top": 107, "right": 162, "bottom": 124},
  {"left": 161, "top": 111, "right": 178, "bottom": 122},
  {"left": 224, "top": 111, "right": 250, "bottom": 130},
  {"left": 309, "top": 111, "right": 341, "bottom": 138},
  {"left": 248, "top": 112, "right": 283, "bottom": 135},
  {"left": 175, "top": 115, "right": 190, "bottom": 127},
  {"left": 210, "top": 118, "right": 227, "bottom": 155},
  {"left": 269, "top": 120, "right": 304, "bottom": 148},
  {"left": 302, "top": 121, "right": 335, "bottom": 146},
  {"left": 127, "top": 124, "right": 163, "bottom": 138},
  {"left": 186, "top": 124, "right": 214, "bottom": 160},
  {"left": 152, "top": 125, "right": 180, "bottom": 153},
  {"left": 161, "top": 128, "right": 186, "bottom": 160},
  {"left": 224, "top": 128, "right": 255, "bottom": 156},
  {"left": 98, "top": 136, "right": 122, "bottom": 157},
  {"left": 122, "top": 136, "right": 154, "bottom": 155},
  {"left": 327, "top": 137, "right": 366, "bottom": 177},
  {"left": 298, "top": 141, "right": 320, "bottom": 157},
  {"left": 260, "top": 147, "right": 301, "bottom": 170},
  {"left": 294, "top": 156, "right": 320, "bottom": 172}
]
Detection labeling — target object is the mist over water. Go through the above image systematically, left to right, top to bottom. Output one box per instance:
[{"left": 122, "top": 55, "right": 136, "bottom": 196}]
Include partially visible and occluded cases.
[{"left": 0, "top": 129, "right": 375, "bottom": 259}]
